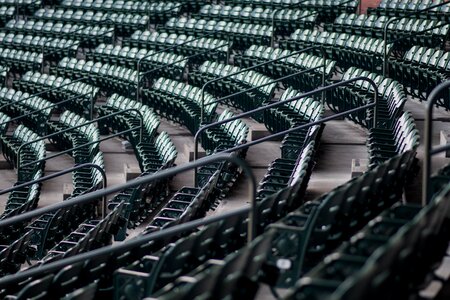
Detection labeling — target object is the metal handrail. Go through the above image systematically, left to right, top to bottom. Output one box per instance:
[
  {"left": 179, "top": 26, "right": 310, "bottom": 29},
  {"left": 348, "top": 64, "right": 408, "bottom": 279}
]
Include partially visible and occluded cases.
[
  {"left": 382, "top": 0, "right": 450, "bottom": 76},
  {"left": 136, "top": 40, "right": 231, "bottom": 102},
  {"left": 199, "top": 45, "right": 327, "bottom": 123},
  {"left": 194, "top": 76, "right": 379, "bottom": 184},
  {"left": 422, "top": 80, "right": 450, "bottom": 206},
  {"left": 0, "top": 92, "right": 92, "bottom": 128},
  {"left": 16, "top": 108, "right": 144, "bottom": 170},
  {"left": 0, "top": 154, "right": 256, "bottom": 288},
  {"left": 0, "top": 163, "right": 107, "bottom": 218}
]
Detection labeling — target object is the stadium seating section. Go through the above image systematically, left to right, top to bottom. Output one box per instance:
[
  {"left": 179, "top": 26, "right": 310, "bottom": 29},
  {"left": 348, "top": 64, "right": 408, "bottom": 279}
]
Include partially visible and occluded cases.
[{"left": 0, "top": 0, "right": 446, "bottom": 300}]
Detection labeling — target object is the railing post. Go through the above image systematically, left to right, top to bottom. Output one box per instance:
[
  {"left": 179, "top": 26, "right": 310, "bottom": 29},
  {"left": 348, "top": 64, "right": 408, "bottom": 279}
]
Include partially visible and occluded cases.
[
  {"left": 382, "top": 17, "right": 399, "bottom": 77},
  {"left": 422, "top": 80, "right": 450, "bottom": 206},
  {"left": 90, "top": 87, "right": 96, "bottom": 120}
]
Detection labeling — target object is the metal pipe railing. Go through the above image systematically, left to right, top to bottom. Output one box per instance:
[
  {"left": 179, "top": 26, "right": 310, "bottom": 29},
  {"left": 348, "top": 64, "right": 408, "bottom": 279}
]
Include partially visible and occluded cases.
[
  {"left": 382, "top": 1, "right": 450, "bottom": 76},
  {"left": 136, "top": 41, "right": 231, "bottom": 102},
  {"left": 199, "top": 45, "right": 327, "bottom": 123},
  {"left": 194, "top": 76, "right": 379, "bottom": 184},
  {"left": 422, "top": 80, "right": 450, "bottom": 206},
  {"left": 16, "top": 108, "right": 144, "bottom": 170},
  {"left": 0, "top": 153, "right": 256, "bottom": 288},
  {"left": 0, "top": 163, "right": 107, "bottom": 218}
]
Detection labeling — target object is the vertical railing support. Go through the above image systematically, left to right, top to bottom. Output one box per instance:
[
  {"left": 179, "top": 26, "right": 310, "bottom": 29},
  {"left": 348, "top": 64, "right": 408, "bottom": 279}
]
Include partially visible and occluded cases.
[{"left": 422, "top": 80, "right": 450, "bottom": 206}]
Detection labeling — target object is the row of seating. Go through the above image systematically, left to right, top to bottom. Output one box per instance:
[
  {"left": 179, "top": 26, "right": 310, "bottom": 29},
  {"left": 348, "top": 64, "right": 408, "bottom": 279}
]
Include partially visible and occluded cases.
[
  {"left": 0, "top": 0, "right": 40, "bottom": 7},
  {"left": 60, "top": 0, "right": 182, "bottom": 21},
  {"left": 225, "top": 0, "right": 358, "bottom": 22},
  {"left": 368, "top": 0, "right": 450, "bottom": 21},
  {"left": 197, "top": 5, "right": 318, "bottom": 33},
  {"left": 0, "top": 6, "right": 14, "bottom": 26},
  {"left": 33, "top": 9, "right": 149, "bottom": 35},
  {"left": 328, "top": 14, "right": 450, "bottom": 49},
  {"left": 164, "top": 17, "right": 272, "bottom": 49},
  {"left": 4, "top": 20, "right": 114, "bottom": 47},
  {"left": 281, "top": 29, "right": 393, "bottom": 73},
  {"left": 124, "top": 31, "right": 230, "bottom": 63},
  {"left": 0, "top": 33, "right": 79, "bottom": 61},
  {"left": 86, "top": 44, "right": 187, "bottom": 79},
  {"left": 235, "top": 45, "right": 336, "bottom": 92},
  {"left": 387, "top": 45, "right": 450, "bottom": 107},
  {"left": 0, "top": 47, "right": 42, "bottom": 72},
  {"left": 54, "top": 58, "right": 139, "bottom": 97},
  {"left": 189, "top": 61, "right": 276, "bottom": 116},
  {"left": 0, "top": 64, "right": 7, "bottom": 86},
  {"left": 327, "top": 67, "right": 407, "bottom": 128},
  {"left": 16, "top": 71, "right": 99, "bottom": 117},
  {"left": 143, "top": 77, "right": 217, "bottom": 134},
  {"left": 0, "top": 88, "right": 52, "bottom": 135},
  {"left": 264, "top": 88, "right": 323, "bottom": 133},
  {"left": 97, "top": 93, "right": 160, "bottom": 143},
  {"left": 200, "top": 109, "right": 249, "bottom": 155},
  {"left": 47, "top": 110, "right": 100, "bottom": 164},
  {"left": 368, "top": 111, "right": 419, "bottom": 167},
  {"left": 0, "top": 124, "right": 45, "bottom": 181},
  {"left": 134, "top": 131, "right": 178, "bottom": 174},
  {"left": 257, "top": 140, "right": 316, "bottom": 208},
  {"left": 67, "top": 149, "right": 102, "bottom": 195},
  {"left": 268, "top": 149, "right": 417, "bottom": 288},
  {"left": 143, "top": 169, "right": 221, "bottom": 235},
  {"left": 0, "top": 172, "right": 42, "bottom": 246},
  {"left": 2, "top": 172, "right": 41, "bottom": 223},
  {"left": 284, "top": 182, "right": 450, "bottom": 299},
  {"left": 40, "top": 201, "right": 126, "bottom": 264},
  {"left": 123, "top": 227, "right": 274, "bottom": 300},
  {"left": 0, "top": 231, "right": 34, "bottom": 277},
  {"left": 3, "top": 259, "right": 98, "bottom": 299}
]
